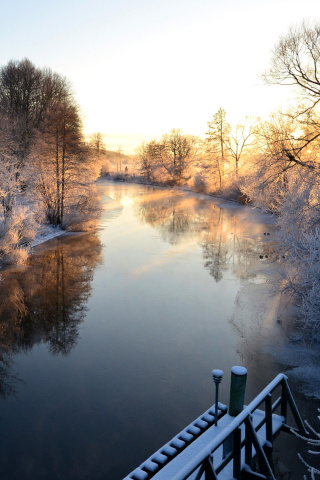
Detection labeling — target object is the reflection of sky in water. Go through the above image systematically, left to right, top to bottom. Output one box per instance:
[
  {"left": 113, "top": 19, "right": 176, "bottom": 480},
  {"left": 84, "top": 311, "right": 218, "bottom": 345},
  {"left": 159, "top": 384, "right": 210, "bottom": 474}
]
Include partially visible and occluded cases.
[{"left": 0, "top": 180, "right": 312, "bottom": 480}]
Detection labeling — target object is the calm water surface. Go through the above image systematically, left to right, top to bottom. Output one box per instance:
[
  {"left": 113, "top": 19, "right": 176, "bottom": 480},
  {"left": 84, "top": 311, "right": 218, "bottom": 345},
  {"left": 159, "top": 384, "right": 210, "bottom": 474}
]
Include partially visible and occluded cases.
[{"left": 0, "top": 180, "right": 318, "bottom": 479}]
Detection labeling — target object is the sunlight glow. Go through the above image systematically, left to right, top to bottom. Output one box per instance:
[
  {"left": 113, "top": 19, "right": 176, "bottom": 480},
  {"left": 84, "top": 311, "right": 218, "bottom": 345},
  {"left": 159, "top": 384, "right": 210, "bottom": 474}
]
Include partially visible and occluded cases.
[{"left": 0, "top": 0, "right": 319, "bottom": 153}]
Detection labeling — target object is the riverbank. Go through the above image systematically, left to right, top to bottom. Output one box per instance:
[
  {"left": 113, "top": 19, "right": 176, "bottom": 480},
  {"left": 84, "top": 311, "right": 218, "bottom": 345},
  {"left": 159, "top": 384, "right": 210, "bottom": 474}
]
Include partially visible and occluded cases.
[
  {"left": 100, "top": 172, "right": 256, "bottom": 210},
  {"left": 30, "top": 224, "right": 66, "bottom": 247}
]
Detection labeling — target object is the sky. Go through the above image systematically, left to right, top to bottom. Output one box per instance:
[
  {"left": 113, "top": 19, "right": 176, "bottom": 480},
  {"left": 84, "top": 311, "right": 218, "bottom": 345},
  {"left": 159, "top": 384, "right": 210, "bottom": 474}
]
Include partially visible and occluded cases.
[{"left": 1, "top": 0, "right": 320, "bottom": 153}]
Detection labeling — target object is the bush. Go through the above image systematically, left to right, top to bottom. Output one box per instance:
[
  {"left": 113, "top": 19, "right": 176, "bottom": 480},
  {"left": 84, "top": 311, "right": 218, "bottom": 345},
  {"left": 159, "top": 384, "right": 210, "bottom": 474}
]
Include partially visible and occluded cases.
[
  {"left": 276, "top": 171, "right": 320, "bottom": 333},
  {"left": 193, "top": 174, "right": 208, "bottom": 193},
  {"left": 62, "top": 186, "right": 102, "bottom": 232},
  {"left": 0, "top": 207, "right": 37, "bottom": 265}
]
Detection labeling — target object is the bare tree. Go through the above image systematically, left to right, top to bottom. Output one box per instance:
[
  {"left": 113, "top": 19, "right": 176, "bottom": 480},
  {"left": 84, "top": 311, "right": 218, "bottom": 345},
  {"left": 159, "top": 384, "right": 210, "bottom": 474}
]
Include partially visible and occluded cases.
[
  {"left": 263, "top": 21, "right": 320, "bottom": 113},
  {"left": 0, "top": 59, "right": 71, "bottom": 166},
  {"left": 0, "top": 59, "right": 102, "bottom": 265},
  {"left": 31, "top": 97, "right": 84, "bottom": 226},
  {"left": 206, "top": 108, "right": 230, "bottom": 189},
  {"left": 0, "top": 114, "right": 20, "bottom": 219},
  {"left": 225, "top": 118, "right": 255, "bottom": 177},
  {"left": 138, "top": 129, "right": 199, "bottom": 184},
  {"left": 161, "top": 129, "right": 199, "bottom": 183},
  {"left": 90, "top": 132, "right": 106, "bottom": 157},
  {"left": 138, "top": 141, "right": 160, "bottom": 181},
  {"left": 117, "top": 145, "right": 123, "bottom": 171}
]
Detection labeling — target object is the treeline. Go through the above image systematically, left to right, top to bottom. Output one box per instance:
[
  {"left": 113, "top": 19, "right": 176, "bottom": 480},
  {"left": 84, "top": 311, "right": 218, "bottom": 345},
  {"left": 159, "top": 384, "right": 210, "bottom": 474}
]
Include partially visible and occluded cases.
[
  {"left": 135, "top": 21, "right": 320, "bottom": 331},
  {"left": 0, "top": 59, "right": 102, "bottom": 264},
  {"left": 137, "top": 110, "right": 253, "bottom": 196}
]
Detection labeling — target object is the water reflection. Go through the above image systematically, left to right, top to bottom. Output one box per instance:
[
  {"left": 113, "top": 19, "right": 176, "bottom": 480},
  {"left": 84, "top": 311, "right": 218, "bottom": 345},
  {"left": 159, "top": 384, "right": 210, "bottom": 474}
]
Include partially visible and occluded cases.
[
  {"left": 0, "top": 181, "right": 311, "bottom": 480},
  {"left": 136, "top": 189, "right": 269, "bottom": 282},
  {"left": 138, "top": 192, "right": 193, "bottom": 244},
  {"left": 0, "top": 232, "right": 102, "bottom": 395},
  {"left": 0, "top": 277, "right": 27, "bottom": 398}
]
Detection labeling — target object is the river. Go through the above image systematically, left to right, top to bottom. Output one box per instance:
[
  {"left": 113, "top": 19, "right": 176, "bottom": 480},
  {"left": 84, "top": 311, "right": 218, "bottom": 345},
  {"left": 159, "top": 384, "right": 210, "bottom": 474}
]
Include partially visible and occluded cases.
[{"left": 0, "top": 179, "right": 318, "bottom": 479}]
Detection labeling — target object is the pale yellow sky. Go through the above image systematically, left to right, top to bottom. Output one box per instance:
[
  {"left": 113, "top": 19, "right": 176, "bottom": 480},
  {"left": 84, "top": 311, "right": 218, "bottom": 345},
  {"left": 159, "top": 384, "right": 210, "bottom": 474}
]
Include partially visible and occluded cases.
[{"left": 1, "top": 0, "right": 319, "bottom": 154}]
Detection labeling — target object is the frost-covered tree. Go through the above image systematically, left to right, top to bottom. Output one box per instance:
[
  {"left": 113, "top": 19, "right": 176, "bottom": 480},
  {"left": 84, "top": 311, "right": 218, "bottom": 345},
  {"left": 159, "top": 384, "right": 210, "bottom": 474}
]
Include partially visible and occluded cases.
[
  {"left": 241, "top": 21, "right": 320, "bottom": 328},
  {"left": 258, "top": 21, "right": 320, "bottom": 196},
  {"left": 263, "top": 21, "right": 320, "bottom": 114},
  {"left": 0, "top": 59, "right": 102, "bottom": 264},
  {"left": 0, "top": 59, "right": 70, "bottom": 167},
  {"left": 31, "top": 97, "right": 83, "bottom": 225},
  {"left": 31, "top": 99, "right": 101, "bottom": 229},
  {"left": 206, "top": 108, "right": 230, "bottom": 189},
  {"left": 0, "top": 112, "right": 38, "bottom": 264},
  {"left": 243, "top": 113, "right": 299, "bottom": 210},
  {"left": 0, "top": 118, "right": 20, "bottom": 220},
  {"left": 225, "top": 118, "right": 255, "bottom": 178},
  {"left": 138, "top": 129, "right": 199, "bottom": 184},
  {"left": 160, "top": 129, "right": 199, "bottom": 183},
  {"left": 138, "top": 141, "right": 161, "bottom": 181},
  {"left": 276, "top": 169, "right": 320, "bottom": 331},
  {"left": 291, "top": 408, "right": 320, "bottom": 479}
]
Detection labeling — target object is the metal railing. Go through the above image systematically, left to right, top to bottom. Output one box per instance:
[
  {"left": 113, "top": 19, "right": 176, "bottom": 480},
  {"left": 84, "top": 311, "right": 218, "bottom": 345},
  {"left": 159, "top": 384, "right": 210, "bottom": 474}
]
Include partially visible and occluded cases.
[
  {"left": 125, "top": 373, "right": 308, "bottom": 480},
  {"left": 170, "top": 373, "right": 307, "bottom": 480}
]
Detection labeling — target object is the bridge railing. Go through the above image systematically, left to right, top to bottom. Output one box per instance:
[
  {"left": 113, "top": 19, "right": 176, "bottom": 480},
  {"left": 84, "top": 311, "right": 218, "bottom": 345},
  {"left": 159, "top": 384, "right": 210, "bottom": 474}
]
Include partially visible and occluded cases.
[
  {"left": 125, "top": 373, "right": 308, "bottom": 480},
  {"left": 171, "top": 373, "right": 307, "bottom": 480}
]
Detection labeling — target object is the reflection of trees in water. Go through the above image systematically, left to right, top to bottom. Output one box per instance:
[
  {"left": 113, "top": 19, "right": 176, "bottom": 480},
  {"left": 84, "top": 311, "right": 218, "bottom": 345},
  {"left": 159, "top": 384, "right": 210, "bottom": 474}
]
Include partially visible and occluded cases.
[
  {"left": 137, "top": 190, "right": 264, "bottom": 281},
  {"left": 138, "top": 192, "right": 204, "bottom": 244},
  {"left": 157, "top": 207, "right": 190, "bottom": 244},
  {"left": 201, "top": 210, "right": 227, "bottom": 282},
  {"left": 200, "top": 211, "right": 261, "bottom": 282},
  {"left": 0, "top": 232, "right": 102, "bottom": 397},
  {"left": 0, "top": 277, "right": 27, "bottom": 398},
  {"left": 0, "top": 353, "right": 21, "bottom": 399}
]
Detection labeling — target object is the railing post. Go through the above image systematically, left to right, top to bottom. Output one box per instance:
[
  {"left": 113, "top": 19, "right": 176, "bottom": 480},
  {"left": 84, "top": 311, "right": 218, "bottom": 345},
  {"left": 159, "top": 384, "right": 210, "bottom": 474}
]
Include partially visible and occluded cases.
[
  {"left": 229, "top": 366, "right": 247, "bottom": 417},
  {"left": 282, "top": 377, "right": 308, "bottom": 435},
  {"left": 280, "top": 381, "right": 287, "bottom": 420},
  {"left": 264, "top": 393, "right": 274, "bottom": 469},
  {"left": 265, "top": 393, "right": 273, "bottom": 447},
  {"left": 246, "top": 416, "right": 276, "bottom": 480},
  {"left": 244, "top": 420, "right": 252, "bottom": 468},
  {"left": 233, "top": 427, "right": 242, "bottom": 480},
  {"left": 203, "top": 457, "right": 218, "bottom": 480}
]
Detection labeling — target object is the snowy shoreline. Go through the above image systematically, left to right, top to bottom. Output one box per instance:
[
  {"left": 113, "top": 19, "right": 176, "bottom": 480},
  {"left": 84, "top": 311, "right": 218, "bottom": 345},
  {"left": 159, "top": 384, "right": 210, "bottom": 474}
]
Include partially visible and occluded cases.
[
  {"left": 31, "top": 177, "right": 273, "bottom": 250},
  {"left": 30, "top": 224, "right": 67, "bottom": 248}
]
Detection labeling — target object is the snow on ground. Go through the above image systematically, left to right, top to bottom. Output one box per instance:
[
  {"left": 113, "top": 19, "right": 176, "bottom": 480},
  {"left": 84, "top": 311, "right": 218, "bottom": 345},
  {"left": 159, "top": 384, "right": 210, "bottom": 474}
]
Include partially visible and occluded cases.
[
  {"left": 30, "top": 224, "right": 66, "bottom": 247},
  {"left": 267, "top": 344, "right": 320, "bottom": 398}
]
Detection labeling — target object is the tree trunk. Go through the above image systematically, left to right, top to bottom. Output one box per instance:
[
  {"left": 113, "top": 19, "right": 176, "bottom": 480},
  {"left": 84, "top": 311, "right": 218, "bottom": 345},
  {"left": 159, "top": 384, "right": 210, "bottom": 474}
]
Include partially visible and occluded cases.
[{"left": 55, "top": 131, "right": 61, "bottom": 225}]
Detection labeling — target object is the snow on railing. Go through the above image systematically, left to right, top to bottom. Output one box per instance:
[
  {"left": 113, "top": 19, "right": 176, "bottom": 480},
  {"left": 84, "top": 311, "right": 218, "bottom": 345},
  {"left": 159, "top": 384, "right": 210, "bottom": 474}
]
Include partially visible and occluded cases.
[
  {"left": 124, "top": 372, "right": 308, "bottom": 480},
  {"left": 123, "top": 402, "right": 228, "bottom": 480}
]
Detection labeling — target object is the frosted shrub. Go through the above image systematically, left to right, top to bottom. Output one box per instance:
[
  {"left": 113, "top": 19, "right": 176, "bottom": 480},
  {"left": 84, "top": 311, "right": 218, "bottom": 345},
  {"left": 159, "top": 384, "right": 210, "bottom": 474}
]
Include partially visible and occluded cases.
[
  {"left": 242, "top": 153, "right": 289, "bottom": 211},
  {"left": 277, "top": 171, "right": 320, "bottom": 332},
  {"left": 193, "top": 173, "right": 207, "bottom": 193},
  {"left": 222, "top": 180, "right": 248, "bottom": 202},
  {"left": 62, "top": 186, "right": 102, "bottom": 231},
  {"left": 0, "top": 207, "right": 38, "bottom": 265},
  {"left": 299, "top": 231, "right": 320, "bottom": 335},
  {"left": 291, "top": 409, "right": 320, "bottom": 479}
]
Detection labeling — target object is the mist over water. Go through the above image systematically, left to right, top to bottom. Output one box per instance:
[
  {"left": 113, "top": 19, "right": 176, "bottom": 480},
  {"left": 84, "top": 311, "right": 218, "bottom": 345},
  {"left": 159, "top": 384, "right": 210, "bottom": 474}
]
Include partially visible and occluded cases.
[{"left": 0, "top": 180, "right": 316, "bottom": 479}]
